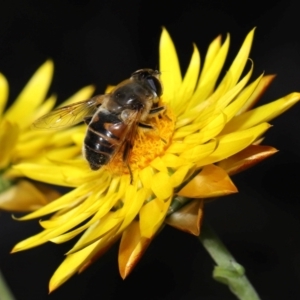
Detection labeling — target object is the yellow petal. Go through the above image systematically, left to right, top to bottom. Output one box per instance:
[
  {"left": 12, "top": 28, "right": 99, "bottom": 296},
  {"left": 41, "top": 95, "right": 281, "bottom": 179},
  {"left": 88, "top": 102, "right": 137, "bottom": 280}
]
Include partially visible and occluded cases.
[
  {"left": 159, "top": 28, "right": 182, "bottom": 103},
  {"left": 215, "top": 28, "right": 255, "bottom": 94},
  {"left": 189, "top": 34, "right": 229, "bottom": 106},
  {"left": 175, "top": 43, "right": 200, "bottom": 114},
  {"left": 5, "top": 61, "right": 53, "bottom": 128},
  {"left": 212, "top": 61, "right": 253, "bottom": 113},
  {"left": 0, "top": 72, "right": 9, "bottom": 117},
  {"left": 221, "top": 74, "right": 263, "bottom": 125},
  {"left": 236, "top": 75, "right": 276, "bottom": 115},
  {"left": 221, "top": 92, "right": 300, "bottom": 134},
  {"left": 181, "top": 112, "right": 226, "bottom": 144},
  {"left": 0, "top": 121, "right": 19, "bottom": 169},
  {"left": 197, "top": 122, "right": 271, "bottom": 166},
  {"left": 14, "top": 135, "right": 50, "bottom": 160},
  {"left": 180, "top": 140, "right": 216, "bottom": 163},
  {"left": 45, "top": 146, "right": 80, "bottom": 161},
  {"left": 161, "top": 153, "right": 187, "bottom": 168},
  {"left": 150, "top": 157, "right": 168, "bottom": 173},
  {"left": 14, "top": 161, "right": 92, "bottom": 187},
  {"left": 170, "top": 164, "right": 194, "bottom": 187},
  {"left": 178, "top": 164, "right": 238, "bottom": 198},
  {"left": 139, "top": 166, "right": 154, "bottom": 189},
  {"left": 151, "top": 172, "right": 173, "bottom": 200},
  {"left": 13, "top": 182, "right": 97, "bottom": 220},
  {"left": 118, "top": 187, "right": 148, "bottom": 232},
  {"left": 139, "top": 197, "right": 171, "bottom": 238},
  {"left": 12, "top": 206, "right": 96, "bottom": 251},
  {"left": 119, "top": 220, "right": 151, "bottom": 279},
  {"left": 50, "top": 222, "right": 121, "bottom": 292},
  {"left": 78, "top": 231, "right": 121, "bottom": 274},
  {"left": 49, "top": 240, "right": 101, "bottom": 292}
]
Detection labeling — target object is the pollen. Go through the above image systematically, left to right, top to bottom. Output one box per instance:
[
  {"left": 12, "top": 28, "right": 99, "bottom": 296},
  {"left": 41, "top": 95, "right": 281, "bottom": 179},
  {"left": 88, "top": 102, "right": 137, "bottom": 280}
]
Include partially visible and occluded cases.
[{"left": 107, "top": 106, "right": 176, "bottom": 175}]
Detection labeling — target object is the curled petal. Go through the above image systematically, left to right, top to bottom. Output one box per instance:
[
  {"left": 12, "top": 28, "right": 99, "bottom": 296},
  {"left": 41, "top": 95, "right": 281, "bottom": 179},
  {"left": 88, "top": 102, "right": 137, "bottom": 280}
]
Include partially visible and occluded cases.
[
  {"left": 236, "top": 75, "right": 276, "bottom": 115},
  {"left": 218, "top": 144, "right": 278, "bottom": 175},
  {"left": 178, "top": 164, "right": 238, "bottom": 198},
  {"left": 0, "top": 180, "right": 59, "bottom": 211},
  {"left": 165, "top": 199, "right": 204, "bottom": 236},
  {"left": 119, "top": 220, "right": 152, "bottom": 279}
]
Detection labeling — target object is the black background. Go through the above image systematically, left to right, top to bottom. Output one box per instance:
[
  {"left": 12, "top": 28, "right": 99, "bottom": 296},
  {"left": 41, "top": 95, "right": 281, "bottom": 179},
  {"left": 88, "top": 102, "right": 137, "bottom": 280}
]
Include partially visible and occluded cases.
[{"left": 1, "top": 1, "right": 300, "bottom": 299}]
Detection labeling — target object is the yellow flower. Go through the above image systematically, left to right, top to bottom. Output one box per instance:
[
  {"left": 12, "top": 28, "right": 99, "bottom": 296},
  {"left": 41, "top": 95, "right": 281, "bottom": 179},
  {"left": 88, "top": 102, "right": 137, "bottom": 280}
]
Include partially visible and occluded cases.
[
  {"left": 12, "top": 28, "right": 300, "bottom": 292},
  {"left": 0, "top": 61, "right": 95, "bottom": 211}
]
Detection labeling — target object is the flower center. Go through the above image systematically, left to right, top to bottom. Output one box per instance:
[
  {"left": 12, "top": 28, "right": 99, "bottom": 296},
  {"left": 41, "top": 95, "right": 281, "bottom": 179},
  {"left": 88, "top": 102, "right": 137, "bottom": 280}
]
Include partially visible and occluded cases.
[{"left": 106, "top": 105, "right": 175, "bottom": 175}]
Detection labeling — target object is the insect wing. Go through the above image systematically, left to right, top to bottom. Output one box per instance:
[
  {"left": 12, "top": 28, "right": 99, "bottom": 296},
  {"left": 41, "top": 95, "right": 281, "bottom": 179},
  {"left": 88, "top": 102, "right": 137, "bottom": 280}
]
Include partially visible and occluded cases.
[
  {"left": 33, "top": 95, "right": 105, "bottom": 129},
  {"left": 120, "top": 110, "right": 142, "bottom": 163}
]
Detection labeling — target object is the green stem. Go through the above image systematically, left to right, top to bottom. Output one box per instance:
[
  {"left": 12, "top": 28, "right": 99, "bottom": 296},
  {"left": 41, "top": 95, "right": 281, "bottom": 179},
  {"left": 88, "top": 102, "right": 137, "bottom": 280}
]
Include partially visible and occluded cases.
[
  {"left": 198, "top": 222, "right": 261, "bottom": 300},
  {"left": 0, "top": 270, "right": 15, "bottom": 300}
]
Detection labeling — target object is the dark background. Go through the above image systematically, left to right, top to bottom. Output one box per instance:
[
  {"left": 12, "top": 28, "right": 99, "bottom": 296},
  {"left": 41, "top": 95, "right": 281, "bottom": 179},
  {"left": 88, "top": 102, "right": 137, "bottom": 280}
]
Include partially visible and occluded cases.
[{"left": 1, "top": 0, "right": 300, "bottom": 299}]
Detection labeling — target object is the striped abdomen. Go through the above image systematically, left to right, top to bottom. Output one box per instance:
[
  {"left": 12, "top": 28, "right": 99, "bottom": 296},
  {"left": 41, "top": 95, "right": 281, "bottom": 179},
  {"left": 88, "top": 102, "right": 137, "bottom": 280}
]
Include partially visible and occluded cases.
[{"left": 83, "top": 110, "right": 127, "bottom": 170}]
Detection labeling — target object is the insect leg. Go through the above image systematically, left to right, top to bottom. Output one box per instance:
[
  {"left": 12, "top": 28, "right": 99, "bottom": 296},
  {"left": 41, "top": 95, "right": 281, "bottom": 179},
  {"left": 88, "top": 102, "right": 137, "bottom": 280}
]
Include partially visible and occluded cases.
[
  {"left": 149, "top": 106, "right": 165, "bottom": 115},
  {"left": 84, "top": 116, "right": 93, "bottom": 125},
  {"left": 138, "top": 122, "right": 153, "bottom": 129},
  {"left": 123, "top": 141, "right": 133, "bottom": 184}
]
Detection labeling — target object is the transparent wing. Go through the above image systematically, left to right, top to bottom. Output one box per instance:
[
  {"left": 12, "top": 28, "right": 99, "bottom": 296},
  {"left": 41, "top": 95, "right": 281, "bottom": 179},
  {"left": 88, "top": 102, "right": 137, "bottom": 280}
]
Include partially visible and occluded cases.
[
  {"left": 33, "top": 95, "right": 106, "bottom": 129},
  {"left": 120, "top": 110, "right": 142, "bottom": 162}
]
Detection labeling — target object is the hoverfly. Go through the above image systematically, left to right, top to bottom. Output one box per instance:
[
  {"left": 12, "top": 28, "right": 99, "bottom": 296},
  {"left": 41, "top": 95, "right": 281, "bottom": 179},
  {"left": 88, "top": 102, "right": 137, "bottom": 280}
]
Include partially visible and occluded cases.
[{"left": 33, "top": 69, "right": 165, "bottom": 183}]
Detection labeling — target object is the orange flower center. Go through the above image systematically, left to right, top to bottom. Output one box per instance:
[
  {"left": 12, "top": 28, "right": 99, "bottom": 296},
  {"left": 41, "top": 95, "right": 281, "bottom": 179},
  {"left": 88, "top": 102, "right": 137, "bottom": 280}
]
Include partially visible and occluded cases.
[{"left": 106, "top": 104, "right": 175, "bottom": 175}]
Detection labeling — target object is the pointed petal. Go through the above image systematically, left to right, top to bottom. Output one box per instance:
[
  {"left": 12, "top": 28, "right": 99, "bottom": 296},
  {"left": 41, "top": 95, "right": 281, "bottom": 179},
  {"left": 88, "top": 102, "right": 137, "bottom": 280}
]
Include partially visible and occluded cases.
[
  {"left": 159, "top": 28, "right": 182, "bottom": 103},
  {"left": 215, "top": 28, "right": 255, "bottom": 94},
  {"left": 190, "top": 35, "right": 229, "bottom": 106},
  {"left": 175, "top": 44, "right": 200, "bottom": 114},
  {"left": 212, "top": 60, "right": 253, "bottom": 112},
  {"left": 5, "top": 61, "right": 53, "bottom": 128},
  {"left": 0, "top": 72, "right": 9, "bottom": 117},
  {"left": 221, "top": 74, "right": 263, "bottom": 125},
  {"left": 236, "top": 75, "right": 276, "bottom": 115},
  {"left": 221, "top": 92, "right": 300, "bottom": 134},
  {"left": 0, "top": 121, "right": 20, "bottom": 169},
  {"left": 197, "top": 122, "right": 271, "bottom": 166},
  {"left": 180, "top": 140, "right": 216, "bottom": 163},
  {"left": 218, "top": 144, "right": 278, "bottom": 175},
  {"left": 13, "top": 161, "right": 92, "bottom": 187},
  {"left": 170, "top": 164, "right": 194, "bottom": 187},
  {"left": 178, "top": 164, "right": 237, "bottom": 198},
  {"left": 139, "top": 166, "right": 155, "bottom": 189},
  {"left": 151, "top": 172, "right": 173, "bottom": 200},
  {"left": 13, "top": 183, "right": 95, "bottom": 220},
  {"left": 117, "top": 187, "right": 148, "bottom": 232},
  {"left": 139, "top": 197, "right": 171, "bottom": 238},
  {"left": 165, "top": 199, "right": 204, "bottom": 236},
  {"left": 12, "top": 204, "right": 96, "bottom": 251},
  {"left": 66, "top": 216, "right": 121, "bottom": 256},
  {"left": 119, "top": 220, "right": 151, "bottom": 279},
  {"left": 78, "top": 234, "right": 120, "bottom": 274},
  {"left": 49, "top": 240, "right": 101, "bottom": 292}
]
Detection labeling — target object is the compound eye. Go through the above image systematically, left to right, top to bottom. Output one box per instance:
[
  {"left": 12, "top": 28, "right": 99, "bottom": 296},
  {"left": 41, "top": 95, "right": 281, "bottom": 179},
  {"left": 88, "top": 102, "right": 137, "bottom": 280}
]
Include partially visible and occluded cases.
[
  {"left": 131, "top": 69, "right": 149, "bottom": 79},
  {"left": 146, "top": 76, "right": 162, "bottom": 97}
]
